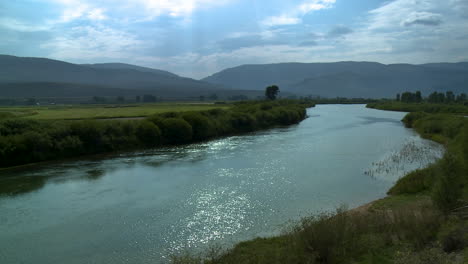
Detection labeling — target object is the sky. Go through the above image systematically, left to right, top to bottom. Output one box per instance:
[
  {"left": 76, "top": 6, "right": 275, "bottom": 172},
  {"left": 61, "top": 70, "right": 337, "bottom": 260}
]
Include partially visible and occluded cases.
[{"left": 1, "top": 0, "right": 468, "bottom": 78}]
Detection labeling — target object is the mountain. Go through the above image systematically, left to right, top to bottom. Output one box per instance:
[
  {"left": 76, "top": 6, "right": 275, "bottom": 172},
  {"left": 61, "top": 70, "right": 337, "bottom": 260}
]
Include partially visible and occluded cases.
[
  {"left": 0, "top": 55, "right": 228, "bottom": 98},
  {"left": 202, "top": 61, "right": 468, "bottom": 98},
  {"left": 81, "top": 63, "right": 178, "bottom": 77}
]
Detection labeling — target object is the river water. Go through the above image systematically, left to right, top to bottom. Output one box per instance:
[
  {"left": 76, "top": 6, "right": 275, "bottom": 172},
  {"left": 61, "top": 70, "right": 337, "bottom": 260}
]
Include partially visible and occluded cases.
[{"left": 0, "top": 105, "right": 443, "bottom": 263}]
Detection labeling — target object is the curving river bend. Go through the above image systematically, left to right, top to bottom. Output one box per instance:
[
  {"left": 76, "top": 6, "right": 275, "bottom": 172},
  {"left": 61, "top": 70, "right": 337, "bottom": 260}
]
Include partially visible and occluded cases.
[{"left": 0, "top": 105, "right": 443, "bottom": 263}]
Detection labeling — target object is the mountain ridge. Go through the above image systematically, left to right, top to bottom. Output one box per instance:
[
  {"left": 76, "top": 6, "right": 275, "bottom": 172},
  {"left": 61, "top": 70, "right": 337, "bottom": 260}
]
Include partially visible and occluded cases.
[
  {"left": 0, "top": 55, "right": 230, "bottom": 98},
  {"left": 201, "top": 61, "right": 468, "bottom": 98}
]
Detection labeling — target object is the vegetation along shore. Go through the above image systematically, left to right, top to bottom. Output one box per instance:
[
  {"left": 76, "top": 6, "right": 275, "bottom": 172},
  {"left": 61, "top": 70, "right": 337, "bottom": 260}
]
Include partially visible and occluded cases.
[{"left": 0, "top": 100, "right": 313, "bottom": 169}]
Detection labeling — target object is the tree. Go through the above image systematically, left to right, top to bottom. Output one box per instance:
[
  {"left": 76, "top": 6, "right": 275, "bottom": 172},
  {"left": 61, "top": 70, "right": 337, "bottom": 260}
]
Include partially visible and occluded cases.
[
  {"left": 265, "top": 85, "right": 280, "bottom": 100},
  {"left": 415, "top": 91, "right": 422, "bottom": 102},
  {"left": 445, "top": 91, "right": 455, "bottom": 103},
  {"left": 401, "top": 92, "right": 413, "bottom": 103},
  {"left": 428, "top": 92, "right": 445, "bottom": 103},
  {"left": 396, "top": 93, "right": 401, "bottom": 101},
  {"left": 456, "top": 93, "right": 467, "bottom": 102},
  {"left": 143, "top": 94, "right": 157, "bottom": 103},
  {"left": 208, "top": 94, "right": 218, "bottom": 100},
  {"left": 136, "top": 95, "right": 141, "bottom": 103},
  {"left": 93, "top": 96, "right": 106, "bottom": 103},
  {"left": 117, "top": 96, "right": 125, "bottom": 103},
  {"left": 27, "top": 98, "right": 37, "bottom": 105}
]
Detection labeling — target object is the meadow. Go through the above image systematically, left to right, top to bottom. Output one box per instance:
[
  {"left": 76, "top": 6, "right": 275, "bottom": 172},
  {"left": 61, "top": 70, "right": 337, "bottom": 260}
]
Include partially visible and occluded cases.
[{"left": 0, "top": 103, "right": 230, "bottom": 120}]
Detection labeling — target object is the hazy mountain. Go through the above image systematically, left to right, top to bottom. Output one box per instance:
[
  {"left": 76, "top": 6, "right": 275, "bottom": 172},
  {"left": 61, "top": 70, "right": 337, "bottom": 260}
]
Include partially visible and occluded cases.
[
  {"left": 0, "top": 55, "right": 228, "bottom": 98},
  {"left": 3, "top": 55, "right": 466, "bottom": 99},
  {"left": 202, "top": 62, "right": 468, "bottom": 98},
  {"left": 81, "top": 63, "right": 178, "bottom": 77}
]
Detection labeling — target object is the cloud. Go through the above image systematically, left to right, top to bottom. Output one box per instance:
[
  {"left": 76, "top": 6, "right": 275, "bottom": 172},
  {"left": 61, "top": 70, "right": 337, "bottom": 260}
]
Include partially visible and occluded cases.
[
  {"left": 2, "top": 0, "right": 468, "bottom": 79},
  {"left": 48, "top": 0, "right": 231, "bottom": 24},
  {"left": 138, "top": 0, "right": 230, "bottom": 18},
  {"left": 262, "top": 0, "right": 336, "bottom": 27},
  {"left": 337, "top": 0, "right": 468, "bottom": 65},
  {"left": 87, "top": 8, "right": 108, "bottom": 21},
  {"left": 402, "top": 12, "right": 443, "bottom": 26},
  {"left": 262, "top": 15, "right": 301, "bottom": 27},
  {"left": 0, "top": 18, "right": 50, "bottom": 32},
  {"left": 41, "top": 25, "right": 144, "bottom": 60},
  {"left": 327, "top": 25, "right": 353, "bottom": 37},
  {"left": 216, "top": 32, "right": 290, "bottom": 51},
  {"left": 298, "top": 40, "right": 318, "bottom": 46}
]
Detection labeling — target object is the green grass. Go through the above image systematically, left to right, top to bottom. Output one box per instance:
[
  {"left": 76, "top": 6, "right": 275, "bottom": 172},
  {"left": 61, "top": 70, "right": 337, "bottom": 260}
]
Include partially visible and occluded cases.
[
  {"left": 367, "top": 101, "right": 468, "bottom": 115},
  {"left": 0, "top": 103, "right": 230, "bottom": 120},
  {"left": 370, "top": 194, "right": 432, "bottom": 211}
]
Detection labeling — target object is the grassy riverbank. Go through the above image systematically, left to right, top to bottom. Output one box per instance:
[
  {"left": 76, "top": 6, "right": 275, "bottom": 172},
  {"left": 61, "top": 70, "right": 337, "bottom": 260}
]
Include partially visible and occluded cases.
[
  {"left": 0, "top": 100, "right": 313, "bottom": 169},
  {"left": 366, "top": 101, "right": 468, "bottom": 115},
  {"left": 174, "top": 102, "right": 468, "bottom": 264}
]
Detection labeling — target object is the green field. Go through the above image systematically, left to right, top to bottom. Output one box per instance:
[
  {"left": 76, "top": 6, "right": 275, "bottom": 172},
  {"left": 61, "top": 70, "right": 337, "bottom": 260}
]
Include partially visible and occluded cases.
[{"left": 0, "top": 103, "right": 230, "bottom": 120}]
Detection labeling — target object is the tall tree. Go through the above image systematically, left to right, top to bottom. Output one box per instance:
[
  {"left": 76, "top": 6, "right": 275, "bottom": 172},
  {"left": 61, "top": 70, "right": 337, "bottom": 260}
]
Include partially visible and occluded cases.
[
  {"left": 265, "top": 85, "right": 280, "bottom": 100},
  {"left": 415, "top": 91, "right": 422, "bottom": 103},
  {"left": 446, "top": 91, "right": 455, "bottom": 103}
]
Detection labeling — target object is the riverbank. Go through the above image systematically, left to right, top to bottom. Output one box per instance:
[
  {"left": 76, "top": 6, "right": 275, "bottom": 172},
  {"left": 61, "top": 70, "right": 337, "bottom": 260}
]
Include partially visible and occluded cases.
[
  {"left": 0, "top": 100, "right": 314, "bottom": 169},
  {"left": 366, "top": 101, "right": 468, "bottom": 115},
  {"left": 176, "top": 103, "right": 468, "bottom": 264}
]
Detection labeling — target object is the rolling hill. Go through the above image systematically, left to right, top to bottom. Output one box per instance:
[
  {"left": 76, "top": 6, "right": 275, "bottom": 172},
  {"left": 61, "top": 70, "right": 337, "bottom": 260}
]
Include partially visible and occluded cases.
[
  {"left": 0, "top": 55, "right": 231, "bottom": 99},
  {"left": 202, "top": 62, "right": 468, "bottom": 98}
]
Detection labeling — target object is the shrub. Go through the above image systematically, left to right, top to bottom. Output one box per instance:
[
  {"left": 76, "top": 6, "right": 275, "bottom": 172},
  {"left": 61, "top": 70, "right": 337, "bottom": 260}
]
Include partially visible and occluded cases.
[
  {"left": 0, "top": 100, "right": 310, "bottom": 168},
  {"left": 182, "top": 112, "right": 216, "bottom": 140},
  {"left": 228, "top": 112, "right": 257, "bottom": 132},
  {"left": 402, "top": 112, "right": 427, "bottom": 128},
  {"left": 159, "top": 118, "right": 193, "bottom": 144},
  {"left": 69, "top": 120, "right": 105, "bottom": 152},
  {"left": 136, "top": 121, "right": 161, "bottom": 147},
  {"left": 54, "top": 135, "right": 84, "bottom": 157},
  {"left": 432, "top": 154, "right": 464, "bottom": 212},
  {"left": 388, "top": 167, "right": 436, "bottom": 195}
]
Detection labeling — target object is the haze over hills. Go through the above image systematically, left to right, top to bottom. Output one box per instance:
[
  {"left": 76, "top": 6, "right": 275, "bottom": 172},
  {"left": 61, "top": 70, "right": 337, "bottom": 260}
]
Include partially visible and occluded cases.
[
  {"left": 0, "top": 55, "right": 255, "bottom": 99},
  {"left": 1, "top": 55, "right": 467, "bottom": 100},
  {"left": 202, "top": 62, "right": 468, "bottom": 98},
  {"left": 80, "top": 63, "right": 178, "bottom": 77}
]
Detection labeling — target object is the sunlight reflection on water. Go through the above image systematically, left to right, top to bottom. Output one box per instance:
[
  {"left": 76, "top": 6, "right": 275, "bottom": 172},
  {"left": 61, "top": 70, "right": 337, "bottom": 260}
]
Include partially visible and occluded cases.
[{"left": 0, "top": 105, "right": 445, "bottom": 264}]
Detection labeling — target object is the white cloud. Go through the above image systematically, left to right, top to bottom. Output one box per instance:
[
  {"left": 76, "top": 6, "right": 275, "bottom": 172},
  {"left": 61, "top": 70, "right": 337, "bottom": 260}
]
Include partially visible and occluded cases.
[
  {"left": 45, "top": 0, "right": 231, "bottom": 25},
  {"left": 53, "top": 0, "right": 90, "bottom": 23},
  {"left": 138, "top": 0, "right": 227, "bottom": 17},
  {"left": 165, "top": 0, "right": 468, "bottom": 78},
  {"left": 262, "top": 0, "right": 336, "bottom": 27},
  {"left": 338, "top": 0, "right": 468, "bottom": 64},
  {"left": 87, "top": 8, "right": 108, "bottom": 21},
  {"left": 401, "top": 12, "right": 442, "bottom": 26},
  {"left": 262, "top": 15, "right": 300, "bottom": 27},
  {"left": 0, "top": 18, "right": 50, "bottom": 32},
  {"left": 41, "top": 25, "right": 144, "bottom": 60}
]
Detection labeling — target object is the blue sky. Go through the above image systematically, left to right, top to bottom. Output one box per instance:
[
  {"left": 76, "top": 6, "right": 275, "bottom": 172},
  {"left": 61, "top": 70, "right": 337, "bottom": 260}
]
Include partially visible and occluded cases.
[{"left": 1, "top": 0, "right": 468, "bottom": 78}]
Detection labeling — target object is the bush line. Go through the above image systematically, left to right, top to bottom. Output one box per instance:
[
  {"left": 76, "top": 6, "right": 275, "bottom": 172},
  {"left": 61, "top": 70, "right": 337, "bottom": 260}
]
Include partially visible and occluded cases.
[{"left": 0, "top": 100, "right": 314, "bottom": 168}]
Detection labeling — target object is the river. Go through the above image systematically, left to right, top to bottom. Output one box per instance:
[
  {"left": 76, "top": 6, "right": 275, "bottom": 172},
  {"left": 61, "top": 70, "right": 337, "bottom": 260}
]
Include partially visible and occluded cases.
[{"left": 0, "top": 105, "right": 444, "bottom": 263}]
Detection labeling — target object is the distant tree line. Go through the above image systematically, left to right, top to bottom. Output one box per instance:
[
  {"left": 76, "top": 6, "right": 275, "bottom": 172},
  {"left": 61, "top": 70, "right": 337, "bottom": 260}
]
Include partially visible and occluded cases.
[
  {"left": 396, "top": 91, "right": 467, "bottom": 104},
  {"left": 0, "top": 100, "right": 314, "bottom": 168}
]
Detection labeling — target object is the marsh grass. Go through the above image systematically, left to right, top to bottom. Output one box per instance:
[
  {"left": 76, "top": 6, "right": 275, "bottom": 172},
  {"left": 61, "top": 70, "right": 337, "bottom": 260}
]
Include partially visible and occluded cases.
[{"left": 364, "top": 139, "right": 443, "bottom": 180}]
